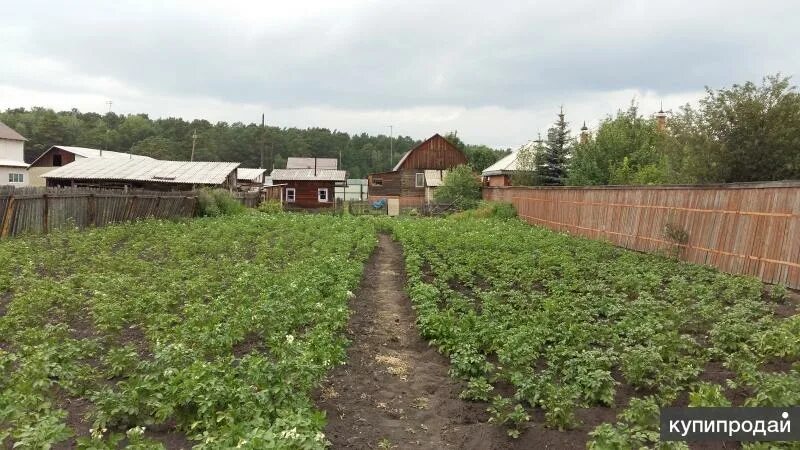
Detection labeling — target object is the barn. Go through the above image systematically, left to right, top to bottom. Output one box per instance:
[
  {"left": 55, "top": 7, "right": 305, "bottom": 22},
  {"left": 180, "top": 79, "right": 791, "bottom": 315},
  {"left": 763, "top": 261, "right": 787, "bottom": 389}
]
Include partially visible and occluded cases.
[
  {"left": 367, "top": 133, "right": 467, "bottom": 208},
  {"left": 27, "top": 145, "right": 154, "bottom": 186},
  {"left": 42, "top": 157, "right": 239, "bottom": 191},
  {"left": 270, "top": 158, "right": 346, "bottom": 209}
]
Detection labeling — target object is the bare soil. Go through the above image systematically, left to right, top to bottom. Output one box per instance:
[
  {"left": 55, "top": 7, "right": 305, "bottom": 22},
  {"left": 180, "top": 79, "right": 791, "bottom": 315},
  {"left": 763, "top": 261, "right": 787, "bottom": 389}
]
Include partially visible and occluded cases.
[{"left": 317, "top": 235, "right": 631, "bottom": 449}]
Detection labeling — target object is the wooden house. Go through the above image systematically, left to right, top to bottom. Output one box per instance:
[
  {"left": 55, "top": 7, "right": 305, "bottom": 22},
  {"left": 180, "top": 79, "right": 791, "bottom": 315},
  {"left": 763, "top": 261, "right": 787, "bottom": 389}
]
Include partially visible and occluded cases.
[
  {"left": 367, "top": 133, "right": 467, "bottom": 208},
  {"left": 270, "top": 158, "right": 346, "bottom": 209}
]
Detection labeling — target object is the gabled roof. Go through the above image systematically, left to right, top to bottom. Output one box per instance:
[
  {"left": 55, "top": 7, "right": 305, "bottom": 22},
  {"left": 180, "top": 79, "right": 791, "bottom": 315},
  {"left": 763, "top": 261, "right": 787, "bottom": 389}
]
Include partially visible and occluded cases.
[
  {"left": 0, "top": 121, "right": 26, "bottom": 141},
  {"left": 391, "top": 133, "right": 463, "bottom": 171},
  {"left": 481, "top": 141, "right": 538, "bottom": 176},
  {"left": 30, "top": 145, "right": 154, "bottom": 166},
  {"left": 286, "top": 157, "right": 338, "bottom": 170},
  {"left": 42, "top": 158, "right": 239, "bottom": 185},
  {"left": 237, "top": 168, "right": 267, "bottom": 181},
  {"left": 270, "top": 168, "right": 346, "bottom": 182}
]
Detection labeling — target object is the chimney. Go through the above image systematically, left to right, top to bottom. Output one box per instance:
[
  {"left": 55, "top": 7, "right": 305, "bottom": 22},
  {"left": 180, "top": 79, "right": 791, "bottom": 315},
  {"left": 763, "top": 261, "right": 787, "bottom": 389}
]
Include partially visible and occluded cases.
[
  {"left": 655, "top": 101, "right": 667, "bottom": 132},
  {"left": 580, "top": 121, "right": 589, "bottom": 144}
]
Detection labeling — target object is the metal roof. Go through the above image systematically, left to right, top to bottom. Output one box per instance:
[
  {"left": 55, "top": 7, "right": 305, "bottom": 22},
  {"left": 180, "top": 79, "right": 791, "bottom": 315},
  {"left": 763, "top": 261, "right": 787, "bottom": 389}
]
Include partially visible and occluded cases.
[
  {"left": 0, "top": 121, "right": 26, "bottom": 141},
  {"left": 481, "top": 141, "right": 542, "bottom": 176},
  {"left": 30, "top": 146, "right": 154, "bottom": 166},
  {"left": 285, "top": 157, "right": 338, "bottom": 170},
  {"left": 42, "top": 158, "right": 239, "bottom": 185},
  {"left": 0, "top": 159, "right": 29, "bottom": 168},
  {"left": 236, "top": 168, "right": 266, "bottom": 181},
  {"left": 270, "top": 168, "right": 347, "bottom": 182},
  {"left": 424, "top": 169, "right": 448, "bottom": 187}
]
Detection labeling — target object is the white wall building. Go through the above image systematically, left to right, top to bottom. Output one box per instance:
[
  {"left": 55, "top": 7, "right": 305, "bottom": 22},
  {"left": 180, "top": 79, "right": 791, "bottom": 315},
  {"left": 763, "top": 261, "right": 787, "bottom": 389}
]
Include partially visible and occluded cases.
[{"left": 0, "top": 121, "right": 29, "bottom": 187}]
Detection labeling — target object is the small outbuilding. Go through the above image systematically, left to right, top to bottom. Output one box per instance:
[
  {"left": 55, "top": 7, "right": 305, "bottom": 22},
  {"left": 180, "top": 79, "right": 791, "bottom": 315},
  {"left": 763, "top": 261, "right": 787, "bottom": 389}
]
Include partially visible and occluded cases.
[
  {"left": 367, "top": 133, "right": 467, "bottom": 208},
  {"left": 27, "top": 145, "right": 154, "bottom": 187},
  {"left": 481, "top": 151, "right": 520, "bottom": 187},
  {"left": 42, "top": 157, "right": 239, "bottom": 191},
  {"left": 271, "top": 158, "right": 346, "bottom": 209},
  {"left": 236, "top": 168, "right": 268, "bottom": 191}
]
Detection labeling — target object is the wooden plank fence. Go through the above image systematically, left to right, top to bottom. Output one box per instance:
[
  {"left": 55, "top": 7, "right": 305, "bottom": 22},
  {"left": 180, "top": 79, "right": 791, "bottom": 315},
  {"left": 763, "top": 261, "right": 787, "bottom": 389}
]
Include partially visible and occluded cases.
[
  {"left": 484, "top": 181, "right": 800, "bottom": 289},
  {"left": 0, "top": 186, "right": 197, "bottom": 238}
]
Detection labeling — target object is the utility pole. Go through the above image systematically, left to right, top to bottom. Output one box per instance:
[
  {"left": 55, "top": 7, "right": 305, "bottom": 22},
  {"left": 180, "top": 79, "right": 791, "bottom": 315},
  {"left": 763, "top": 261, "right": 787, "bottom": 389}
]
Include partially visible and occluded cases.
[
  {"left": 106, "top": 100, "right": 113, "bottom": 113},
  {"left": 260, "top": 114, "right": 265, "bottom": 169},
  {"left": 387, "top": 125, "right": 393, "bottom": 169},
  {"left": 191, "top": 129, "right": 198, "bottom": 162}
]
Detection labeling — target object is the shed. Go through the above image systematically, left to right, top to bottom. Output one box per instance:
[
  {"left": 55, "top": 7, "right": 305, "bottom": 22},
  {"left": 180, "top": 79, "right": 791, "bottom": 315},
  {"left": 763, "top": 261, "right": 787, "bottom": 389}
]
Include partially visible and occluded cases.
[
  {"left": 367, "top": 133, "right": 467, "bottom": 208},
  {"left": 481, "top": 142, "right": 537, "bottom": 187},
  {"left": 28, "top": 145, "right": 154, "bottom": 187},
  {"left": 42, "top": 158, "right": 239, "bottom": 191},
  {"left": 270, "top": 165, "right": 346, "bottom": 209},
  {"left": 236, "top": 168, "right": 267, "bottom": 190}
]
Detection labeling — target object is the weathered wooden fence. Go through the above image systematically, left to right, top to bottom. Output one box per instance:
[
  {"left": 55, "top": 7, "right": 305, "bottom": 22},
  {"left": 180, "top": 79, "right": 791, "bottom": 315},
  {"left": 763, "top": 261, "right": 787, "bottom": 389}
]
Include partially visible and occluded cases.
[
  {"left": 484, "top": 181, "right": 800, "bottom": 289},
  {"left": 0, "top": 186, "right": 197, "bottom": 238}
]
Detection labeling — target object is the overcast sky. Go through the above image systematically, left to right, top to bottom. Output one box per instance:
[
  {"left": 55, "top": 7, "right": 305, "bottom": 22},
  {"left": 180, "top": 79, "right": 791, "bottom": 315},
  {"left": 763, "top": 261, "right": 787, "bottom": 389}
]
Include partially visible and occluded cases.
[{"left": 1, "top": 0, "right": 798, "bottom": 149}]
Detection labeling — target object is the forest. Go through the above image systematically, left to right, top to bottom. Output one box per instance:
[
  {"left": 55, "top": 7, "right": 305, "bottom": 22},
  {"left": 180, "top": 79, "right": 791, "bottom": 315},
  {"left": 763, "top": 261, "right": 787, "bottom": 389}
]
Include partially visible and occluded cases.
[{"left": 0, "top": 109, "right": 506, "bottom": 179}]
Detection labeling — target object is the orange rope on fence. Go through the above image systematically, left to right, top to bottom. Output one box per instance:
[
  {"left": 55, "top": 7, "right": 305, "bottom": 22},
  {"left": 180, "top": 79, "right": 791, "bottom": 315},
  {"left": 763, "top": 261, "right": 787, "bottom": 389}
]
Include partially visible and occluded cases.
[
  {"left": 511, "top": 196, "right": 798, "bottom": 218},
  {"left": 519, "top": 213, "right": 800, "bottom": 270}
]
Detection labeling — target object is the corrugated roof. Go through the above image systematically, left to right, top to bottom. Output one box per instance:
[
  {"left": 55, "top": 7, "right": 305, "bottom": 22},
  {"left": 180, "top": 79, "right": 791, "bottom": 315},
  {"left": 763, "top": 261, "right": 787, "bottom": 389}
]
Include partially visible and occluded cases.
[
  {"left": 0, "top": 121, "right": 26, "bottom": 141},
  {"left": 30, "top": 146, "right": 154, "bottom": 166},
  {"left": 481, "top": 151, "right": 519, "bottom": 176},
  {"left": 286, "top": 157, "right": 338, "bottom": 170},
  {"left": 42, "top": 158, "right": 239, "bottom": 185},
  {"left": 0, "top": 159, "right": 29, "bottom": 168},
  {"left": 237, "top": 168, "right": 266, "bottom": 181},
  {"left": 270, "top": 168, "right": 346, "bottom": 181},
  {"left": 424, "top": 169, "right": 448, "bottom": 187}
]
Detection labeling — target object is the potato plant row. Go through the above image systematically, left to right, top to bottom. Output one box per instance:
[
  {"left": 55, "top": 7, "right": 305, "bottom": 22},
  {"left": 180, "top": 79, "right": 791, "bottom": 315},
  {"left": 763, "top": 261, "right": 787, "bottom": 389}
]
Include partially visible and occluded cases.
[
  {"left": 0, "top": 214, "right": 376, "bottom": 449},
  {"left": 391, "top": 217, "right": 799, "bottom": 448}
]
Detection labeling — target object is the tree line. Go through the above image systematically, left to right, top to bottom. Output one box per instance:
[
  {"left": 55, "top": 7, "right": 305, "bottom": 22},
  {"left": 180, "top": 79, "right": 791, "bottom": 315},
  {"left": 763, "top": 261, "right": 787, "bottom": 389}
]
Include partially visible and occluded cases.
[
  {"left": 514, "top": 74, "right": 800, "bottom": 186},
  {"left": 0, "top": 109, "right": 506, "bottom": 179}
]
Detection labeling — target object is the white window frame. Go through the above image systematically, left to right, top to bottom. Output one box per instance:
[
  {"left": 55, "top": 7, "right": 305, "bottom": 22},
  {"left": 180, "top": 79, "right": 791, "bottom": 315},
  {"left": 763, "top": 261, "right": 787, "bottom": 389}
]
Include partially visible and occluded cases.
[
  {"left": 415, "top": 172, "right": 425, "bottom": 188},
  {"left": 8, "top": 173, "right": 24, "bottom": 183},
  {"left": 285, "top": 188, "right": 296, "bottom": 203},
  {"left": 317, "top": 188, "right": 329, "bottom": 203}
]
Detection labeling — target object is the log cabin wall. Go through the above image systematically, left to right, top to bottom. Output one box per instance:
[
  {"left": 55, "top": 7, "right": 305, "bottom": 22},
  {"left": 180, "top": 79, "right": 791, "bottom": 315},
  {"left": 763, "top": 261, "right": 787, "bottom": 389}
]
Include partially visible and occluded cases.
[{"left": 280, "top": 180, "right": 336, "bottom": 208}]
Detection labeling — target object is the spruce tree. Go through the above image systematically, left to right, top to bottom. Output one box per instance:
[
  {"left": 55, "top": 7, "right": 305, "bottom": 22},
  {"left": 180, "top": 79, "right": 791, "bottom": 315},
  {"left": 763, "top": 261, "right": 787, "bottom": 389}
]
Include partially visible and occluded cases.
[{"left": 536, "top": 108, "right": 573, "bottom": 185}]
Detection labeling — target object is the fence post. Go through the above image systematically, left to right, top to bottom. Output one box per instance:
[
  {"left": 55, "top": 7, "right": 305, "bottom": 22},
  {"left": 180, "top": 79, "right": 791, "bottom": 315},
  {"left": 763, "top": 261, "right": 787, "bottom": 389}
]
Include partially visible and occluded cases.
[
  {"left": 42, "top": 193, "right": 49, "bottom": 234},
  {"left": 87, "top": 193, "right": 96, "bottom": 228},
  {"left": 1, "top": 196, "right": 15, "bottom": 238}
]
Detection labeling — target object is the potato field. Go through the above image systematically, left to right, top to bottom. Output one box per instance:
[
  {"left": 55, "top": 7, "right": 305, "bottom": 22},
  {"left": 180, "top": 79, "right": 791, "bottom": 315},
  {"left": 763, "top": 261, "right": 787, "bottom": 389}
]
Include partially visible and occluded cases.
[
  {"left": 0, "top": 212, "right": 797, "bottom": 449},
  {"left": 0, "top": 214, "right": 374, "bottom": 449}
]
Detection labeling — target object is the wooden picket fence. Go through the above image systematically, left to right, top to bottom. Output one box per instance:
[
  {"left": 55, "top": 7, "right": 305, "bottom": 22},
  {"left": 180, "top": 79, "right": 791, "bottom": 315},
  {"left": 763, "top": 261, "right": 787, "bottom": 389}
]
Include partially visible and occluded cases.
[
  {"left": 484, "top": 181, "right": 800, "bottom": 289},
  {"left": 0, "top": 186, "right": 197, "bottom": 237}
]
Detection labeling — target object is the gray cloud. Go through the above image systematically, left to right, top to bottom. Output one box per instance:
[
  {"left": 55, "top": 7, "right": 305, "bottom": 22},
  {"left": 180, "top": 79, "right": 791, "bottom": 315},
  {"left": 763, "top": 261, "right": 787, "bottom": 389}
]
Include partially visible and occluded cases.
[{"left": 1, "top": 0, "right": 799, "bottom": 146}]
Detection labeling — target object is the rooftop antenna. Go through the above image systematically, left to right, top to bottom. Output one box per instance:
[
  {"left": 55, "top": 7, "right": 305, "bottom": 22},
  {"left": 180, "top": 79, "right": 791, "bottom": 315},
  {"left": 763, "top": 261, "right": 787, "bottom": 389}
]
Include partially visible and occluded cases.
[{"left": 191, "top": 129, "right": 198, "bottom": 162}]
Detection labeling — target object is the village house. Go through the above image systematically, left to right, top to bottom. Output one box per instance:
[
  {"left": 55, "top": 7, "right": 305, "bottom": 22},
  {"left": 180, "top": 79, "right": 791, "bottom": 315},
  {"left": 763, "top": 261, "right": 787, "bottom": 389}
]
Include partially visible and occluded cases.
[
  {"left": 0, "top": 121, "right": 29, "bottom": 187},
  {"left": 367, "top": 133, "right": 467, "bottom": 208},
  {"left": 27, "top": 145, "right": 154, "bottom": 186},
  {"left": 482, "top": 149, "right": 521, "bottom": 187},
  {"left": 42, "top": 157, "right": 239, "bottom": 191},
  {"left": 270, "top": 158, "right": 346, "bottom": 209}
]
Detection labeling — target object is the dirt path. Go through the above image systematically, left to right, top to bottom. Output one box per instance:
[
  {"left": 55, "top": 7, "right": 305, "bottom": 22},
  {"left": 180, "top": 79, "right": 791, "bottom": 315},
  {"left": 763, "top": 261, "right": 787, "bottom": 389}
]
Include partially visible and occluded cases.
[{"left": 317, "top": 234, "right": 590, "bottom": 449}]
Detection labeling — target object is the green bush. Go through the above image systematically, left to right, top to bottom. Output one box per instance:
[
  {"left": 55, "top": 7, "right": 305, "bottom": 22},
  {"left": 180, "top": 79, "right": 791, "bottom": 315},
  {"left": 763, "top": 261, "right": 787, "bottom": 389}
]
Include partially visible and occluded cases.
[
  {"left": 433, "top": 165, "right": 482, "bottom": 210},
  {"left": 197, "top": 188, "right": 245, "bottom": 217},
  {"left": 257, "top": 200, "right": 283, "bottom": 213}
]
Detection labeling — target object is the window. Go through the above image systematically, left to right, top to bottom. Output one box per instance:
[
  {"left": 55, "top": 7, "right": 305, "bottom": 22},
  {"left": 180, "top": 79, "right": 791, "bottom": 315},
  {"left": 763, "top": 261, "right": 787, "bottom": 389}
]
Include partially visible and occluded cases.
[
  {"left": 52, "top": 154, "right": 62, "bottom": 166},
  {"left": 415, "top": 172, "right": 425, "bottom": 188},
  {"left": 8, "top": 173, "right": 24, "bottom": 183},
  {"left": 372, "top": 177, "right": 383, "bottom": 186},
  {"left": 286, "top": 188, "right": 296, "bottom": 203},
  {"left": 318, "top": 188, "right": 328, "bottom": 202}
]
